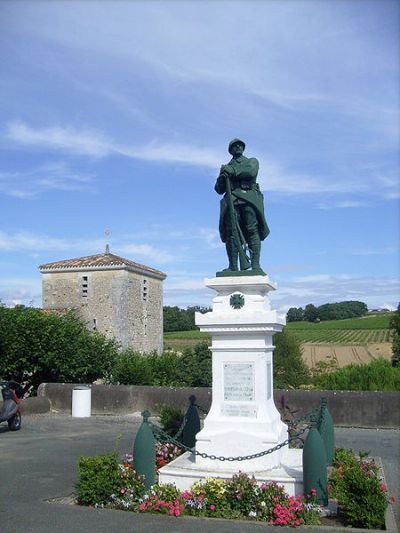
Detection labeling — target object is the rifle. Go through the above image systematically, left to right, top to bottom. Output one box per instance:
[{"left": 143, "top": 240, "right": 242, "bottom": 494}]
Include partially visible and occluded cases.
[{"left": 225, "top": 175, "right": 251, "bottom": 270}]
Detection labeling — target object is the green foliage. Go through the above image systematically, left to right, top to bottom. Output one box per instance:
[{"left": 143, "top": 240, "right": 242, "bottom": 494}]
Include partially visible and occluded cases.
[
  {"left": 299, "top": 301, "right": 368, "bottom": 323},
  {"left": 304, "top": 303, "right": 319, "bottom": 322},
  {"left": 390, "top": 303, "right": 400, "bottom": 367},
  {"left": 0, "top": 306, "right": 118, "bottom": 393},
  {"left": 163, "top": 306, "right": 210, "bottom": 332},
  {"left": 286, "top": 307, "right": 304, "bottom": 322},
  {"left": 273, "top": 331, "right": 310, "bottom": 389},
  {"left": 110, "top": 342, "right": 212, "bottom": 388},
  {"left": 175, "top": 342, "right": 212, "bottom": 387},
  {"left": 111, "top": 350, "right": 181, "bottom": 386},
  {"left": 313, "top": 358, "right": 400, "bottom": 391},
  {"left": 159, "top": 405, "right": 184, "bottom": 436},
  {"left": 329, "top": 448, "right": 388, "bottom": 529},
  {"left": 76, "top": 452, "right": 122, "bottom": 505},
  {"left": 225, "top": 472, "right": 258, "bottom": 516}
]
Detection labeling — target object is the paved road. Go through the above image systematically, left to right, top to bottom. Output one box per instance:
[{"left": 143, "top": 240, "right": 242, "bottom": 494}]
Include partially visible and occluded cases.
[{"left": 0, "top": 414, "right": 398, "bottom": 533}]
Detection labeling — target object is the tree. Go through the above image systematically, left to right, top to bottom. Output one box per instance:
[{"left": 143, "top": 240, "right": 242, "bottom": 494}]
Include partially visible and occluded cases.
[
  {"left": 304, "top": 304, "right": 319, "bottom": 322},
  {"left": 390, "top": 304, "right": 400, "bottom": 367},
  {"left": 163, "top": 305, "right": 211, "bottom": 332},
  {"left": 0, "top": 306, "right": 118, "bottom": 394},
  {"left": 286, "top": 307, "right": 304, "bottom": 322},
  {"left": 273, "top": 331, "right": 310, "bottom": 389}
]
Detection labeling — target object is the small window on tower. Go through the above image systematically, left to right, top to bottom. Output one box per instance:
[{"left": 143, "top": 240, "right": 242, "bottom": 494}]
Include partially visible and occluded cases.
[
  {"left": 82, "top": 276, "right": 88, "bottom": 298},
  {"left": 142, "top": 279, "right": 148, "bottom": 301}
]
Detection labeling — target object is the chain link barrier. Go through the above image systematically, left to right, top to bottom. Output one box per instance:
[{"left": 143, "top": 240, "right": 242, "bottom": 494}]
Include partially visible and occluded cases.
[{"left": 150, "top": 419, "right": 310, "bottom": 462}]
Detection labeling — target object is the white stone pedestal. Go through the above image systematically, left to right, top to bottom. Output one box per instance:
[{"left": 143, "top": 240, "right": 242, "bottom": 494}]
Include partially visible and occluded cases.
[{"left": 159, "top": 275, "right": 304, "bottom": 495}]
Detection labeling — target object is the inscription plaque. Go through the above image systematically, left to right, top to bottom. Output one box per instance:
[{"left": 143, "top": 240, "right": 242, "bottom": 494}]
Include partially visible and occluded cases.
[
  {"left": 224, "top": 363, "right": 254, "bottom": 401},
  {"left": 221, "top": 404, "right": 257, "bottom": 418}
]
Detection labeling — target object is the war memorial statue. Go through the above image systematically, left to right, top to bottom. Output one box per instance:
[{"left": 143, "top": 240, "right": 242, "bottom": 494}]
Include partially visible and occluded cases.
[{"left": 215, "top": 138, "right": 269, "bottom": 276}]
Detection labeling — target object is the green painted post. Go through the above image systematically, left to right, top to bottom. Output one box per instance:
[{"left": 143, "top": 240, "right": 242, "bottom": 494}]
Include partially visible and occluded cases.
[
  {"left": 182, "top": 395, "right": 201, "bottom": 448},
  {"left": 317, "top": 397, "right": 335, "bottom": 466},
  {"left": 133, "top": 410, "right": 156, "bottom": 490},
  {"left": 303, "top": 415, "right": 328, "bottom": 506}
]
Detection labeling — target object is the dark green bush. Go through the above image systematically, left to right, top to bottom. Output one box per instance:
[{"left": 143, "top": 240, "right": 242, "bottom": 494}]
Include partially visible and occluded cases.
[
  {"left": 0, "top": 305, "right": 118, "bottom": 394},
  {"left": 273, "top": 331, "right": 310, "bottom": 389},
  {"left": 111, "top": 342, "right": 212, "bottom": 388},
  {"left": 175, "top": 342, "right": 212, "bottom": 387},
  {"left": 314, "top": 358, "right": 400, "bottom": 391},
  {"left": 159, "top": 405, "right": 184, "bottom": 436},
  {"left": 329, "top": 448, "right": 388, "bottom": 529},
  {"left": 76, "top": 452, "right": 122, "bottom": 505}
]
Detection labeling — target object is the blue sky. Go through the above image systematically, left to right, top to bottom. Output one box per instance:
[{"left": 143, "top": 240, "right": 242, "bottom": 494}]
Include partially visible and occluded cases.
[{"left": 0, "top": 0, "right": 399, "bottom": 313}]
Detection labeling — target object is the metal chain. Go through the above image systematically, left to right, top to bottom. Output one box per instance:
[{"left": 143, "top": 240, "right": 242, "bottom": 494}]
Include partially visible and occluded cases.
[
  {"left": 193, "top": 403, "right": 209, "bottom": 415},
  {"left": 285, "top": 407, "right": 319, "bottom": 427},
  {"left": 172, "top": 414, "right": 187, "bottom": 440},
  {"left": 150, "top": 421, "right": 309, "bottom": 462}
]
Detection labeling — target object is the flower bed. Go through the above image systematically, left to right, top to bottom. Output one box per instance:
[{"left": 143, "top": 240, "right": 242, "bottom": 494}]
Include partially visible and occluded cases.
[{"left": 75, "top": 444, "right": 394, "bottom": 529}]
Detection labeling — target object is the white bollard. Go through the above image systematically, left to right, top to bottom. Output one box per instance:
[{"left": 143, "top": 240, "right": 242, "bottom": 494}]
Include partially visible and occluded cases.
[{"left": 71, "top": 386, "right": 91, "bottom": 417}]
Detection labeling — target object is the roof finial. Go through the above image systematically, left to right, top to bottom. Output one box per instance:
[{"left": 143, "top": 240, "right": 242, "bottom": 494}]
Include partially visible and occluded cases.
[{"left": 104, "top": 229, "right": 111, "bottom": 254}]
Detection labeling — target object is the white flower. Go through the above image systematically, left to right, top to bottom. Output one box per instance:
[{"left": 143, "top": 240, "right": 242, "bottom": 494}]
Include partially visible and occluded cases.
[
  {"left": 260, "top": 501, "right": 266, "bottom": 507},
  {"left": 249, "top": 511, "right": 257, "bottom": 517}
]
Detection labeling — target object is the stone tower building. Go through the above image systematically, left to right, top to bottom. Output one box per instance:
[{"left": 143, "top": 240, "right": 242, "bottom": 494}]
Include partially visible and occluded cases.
[{"left": 39, "top": 249, "right": 166, "bottom": 353}]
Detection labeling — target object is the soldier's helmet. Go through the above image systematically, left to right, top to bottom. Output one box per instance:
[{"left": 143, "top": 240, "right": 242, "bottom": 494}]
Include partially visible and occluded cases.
[{"left": 228, "top": 138, "right": 246, "bottom": 155}]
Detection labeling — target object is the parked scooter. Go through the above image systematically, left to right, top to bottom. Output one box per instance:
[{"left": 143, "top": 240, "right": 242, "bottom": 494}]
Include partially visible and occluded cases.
[{"left": 0, "top": 381, "right": 22, "bottom": 431}]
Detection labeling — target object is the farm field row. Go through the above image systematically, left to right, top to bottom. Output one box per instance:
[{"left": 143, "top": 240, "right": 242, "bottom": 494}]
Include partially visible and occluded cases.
[{"left": 288, "top": 328, "right": 390, "bottom": 344}]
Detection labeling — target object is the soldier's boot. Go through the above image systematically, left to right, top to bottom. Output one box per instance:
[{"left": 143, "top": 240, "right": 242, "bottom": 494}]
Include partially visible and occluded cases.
[
  {"left": 248, "top": 235, "right": 265, "bottom": 274},
  {"left": 224, "top": 238, "right": 239, "bottom": 271}
]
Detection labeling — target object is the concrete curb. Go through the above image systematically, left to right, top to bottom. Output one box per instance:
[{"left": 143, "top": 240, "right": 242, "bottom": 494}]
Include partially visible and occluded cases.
[
  {"left": 35, "top": 383, "right": 400, "bottom": 428},
  {"left": 20, "top": 396, "right": 51, "bottom": 414}
]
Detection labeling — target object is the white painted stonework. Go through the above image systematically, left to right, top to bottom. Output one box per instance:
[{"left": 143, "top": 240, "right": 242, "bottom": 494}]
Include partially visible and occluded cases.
[{"left": 159, "top": 275, "right": 304, "bottom": 495}]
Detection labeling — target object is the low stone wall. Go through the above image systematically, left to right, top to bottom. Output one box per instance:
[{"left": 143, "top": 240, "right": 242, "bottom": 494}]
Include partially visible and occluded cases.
[{"left": 36, "top": 383, "right": 400, "bottom": 428}]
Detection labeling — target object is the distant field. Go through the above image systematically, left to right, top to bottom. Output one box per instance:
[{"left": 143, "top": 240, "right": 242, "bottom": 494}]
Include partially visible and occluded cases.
[
  {"left": 163, "top": 313, "right": 393, "bottom": 352},
  {"left": 285, "top": 313, "right": 393, "bottom": 344}
]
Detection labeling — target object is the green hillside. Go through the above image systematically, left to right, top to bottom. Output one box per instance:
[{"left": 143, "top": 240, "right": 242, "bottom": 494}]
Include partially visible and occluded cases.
[{"left": 285, "top": 313, "right": 393, "bottom": 344}]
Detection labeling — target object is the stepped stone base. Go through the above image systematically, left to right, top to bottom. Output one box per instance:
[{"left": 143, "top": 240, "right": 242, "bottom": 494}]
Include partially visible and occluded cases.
[{"left": 158, "top": 449, "right": 304, "bottom": 496}]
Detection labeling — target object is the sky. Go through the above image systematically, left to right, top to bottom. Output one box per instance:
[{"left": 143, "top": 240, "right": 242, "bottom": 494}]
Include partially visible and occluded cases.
[{"left": 0, "top": 0, "right": 399, "bottom": 314}]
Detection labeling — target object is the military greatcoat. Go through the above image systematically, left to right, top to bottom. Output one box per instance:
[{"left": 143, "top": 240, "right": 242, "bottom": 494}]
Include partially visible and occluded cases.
[{"left": 215, "top": 155, "right": 269, "bottom": 243}]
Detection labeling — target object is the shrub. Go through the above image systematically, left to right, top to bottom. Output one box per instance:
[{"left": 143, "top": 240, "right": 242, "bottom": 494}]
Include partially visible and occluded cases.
[
  {"left": 390, "top": 303, "right": 400, "bottom": 367},
  {"left": 0, "top": 306, "right": 118, "bottom": 394},
  {"left": 273, "top": 331, "right": 310, "bottom": 389},
  {"left": 175, "top": 342, "right": 212, "bottom": 387},
  {"left": 314, "top": 358, "right": 400, "bottom": 391},
  {"left": 159, "top": 405, "right": 184, "bottom": 437},
  {"left": 329, "top": 448, "right": 389, "bottom": 529},
  {"left": 76, "top": 452, "right": 123, "bottom": 505},
  {"left": 77, "top": 452, "right": 146, "bottom": 507}
]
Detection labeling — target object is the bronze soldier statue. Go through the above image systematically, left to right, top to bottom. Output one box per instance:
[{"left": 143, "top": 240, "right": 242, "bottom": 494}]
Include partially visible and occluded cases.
[{"left": 215, "top": 138, "right": 269, "bottom": 276}]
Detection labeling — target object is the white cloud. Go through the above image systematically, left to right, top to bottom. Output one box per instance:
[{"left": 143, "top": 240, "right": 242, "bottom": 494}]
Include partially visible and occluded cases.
[
  {"left": 6, "top": 121, "right": 111, "bottom": 157},
  {"left": 0, "top": 161, "right": 95, "bottom": 198},
  {"left": 0, "top": 231, "right": 174, "bottom": 266},
  {"left": 116, "top": 244, "right": 174, "bottom": 265},
  {"left": 348, "top": 246, "right": 398, "bottom": 256},
  {"left": 270, "top": 273, "right": 400, "bottom": 311}
]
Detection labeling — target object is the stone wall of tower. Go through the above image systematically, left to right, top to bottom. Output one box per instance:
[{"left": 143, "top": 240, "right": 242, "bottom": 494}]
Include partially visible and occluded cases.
[{"left": 42, "top": 268, "right": 164, "bottom": 353}]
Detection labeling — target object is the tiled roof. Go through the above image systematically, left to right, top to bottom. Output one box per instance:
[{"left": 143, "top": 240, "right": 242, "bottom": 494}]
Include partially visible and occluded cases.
[{"left": 38, "top": 252, "right": 166, "bottom": 279}]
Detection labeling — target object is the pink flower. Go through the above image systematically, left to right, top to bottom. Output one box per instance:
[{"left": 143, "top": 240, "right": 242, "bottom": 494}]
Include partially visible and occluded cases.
[
  {"left": 380, "top": 483, "right": 387, "bottom": 492},
  {"left": 311, "top": 488, "right": 317, "bottom": 497},
  {"left": 210, "top": 504, "right": 215, "bottom": 511}
]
